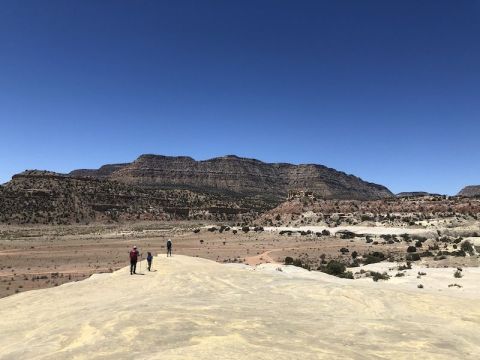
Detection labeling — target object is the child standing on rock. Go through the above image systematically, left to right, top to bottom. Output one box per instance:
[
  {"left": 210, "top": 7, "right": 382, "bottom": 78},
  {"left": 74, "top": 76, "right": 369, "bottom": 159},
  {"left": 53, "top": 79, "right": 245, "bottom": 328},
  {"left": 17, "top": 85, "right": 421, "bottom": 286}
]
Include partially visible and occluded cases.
[{"left": 147, "top": 252, "right": 153, "bottom": 271}]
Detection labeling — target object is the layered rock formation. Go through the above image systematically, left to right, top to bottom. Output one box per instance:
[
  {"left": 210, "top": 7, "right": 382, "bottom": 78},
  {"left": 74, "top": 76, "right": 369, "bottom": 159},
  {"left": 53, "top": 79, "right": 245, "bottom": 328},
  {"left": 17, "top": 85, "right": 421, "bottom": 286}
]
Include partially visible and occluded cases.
[
  {"left": 70, "top": 154, "right": 393, "bottom": 202},
  {"left": 1, "top": 155, "right": 394, "bottom": 224},
  {"left": 0, "top": 170, "right": 259, "bottom": 224},
  {"left": 458, "top": 185, "right": 480, "bottom": 197},
  {"left": 396, "top": 192, "right": 441, "bottom": 198},
  {"left": 258, "top": 195, "right": 480, "bottom": 227}
]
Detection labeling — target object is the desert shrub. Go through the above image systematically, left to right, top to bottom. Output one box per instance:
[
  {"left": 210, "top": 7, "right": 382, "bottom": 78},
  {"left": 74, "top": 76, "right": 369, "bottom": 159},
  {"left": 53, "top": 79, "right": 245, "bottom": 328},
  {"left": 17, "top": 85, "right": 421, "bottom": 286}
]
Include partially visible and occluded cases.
[
  {"left": 242, "top": 226, "right": 250, "bottom": 233},
  {"left": 254, "top": 226, "right": 264, "bottom": 232},
  {"left": 208, "top": 227, "right": 217, "bottom": 232},
  {"left": 193, "top": 228, "right": 200, "bottom": 233},
  {"left": 322, "top": 229, "right": 330, "bottom": 236},
  {"left": 232, "top": 230, "right": 237, "bottom": 234},
  {"left": 339, "top": 231, "right": 355, "bottom": 239},
  {"left": 400, "top": 233, "right": 410, "bottom": 242},
  {"left": 366, "top": 237, "right": 373, "bottom": 244},
  {"left": 460, "top": 240, "right": 475, "bottom": 255},
  {"left": 415, "top": 241, "right": 423, "bottom": 248},
  {"left": 407, "top": 246, "right": 417, "bottom": 253},
  {"left": 340, "top": 247, "right": 349, "bottom": 254},
  {"left": 437, "top": 250, "right": 466, "bottom": 257},
  {"left": 351, "top": 251, "right": 358, "bottom": 259},
  {"left": 418, "top": 251, "right": 434, "bottom": 258},
  {"left": 363, "top": 252, "right": 385, "bottom": 265},
  {"left": 406, "top": 253, "right": 421, "bottom": 261},
  {"left": 284, "top": 256, "right": 294, "bottom": 265},
  {"left": 292, "top": 258, "right": 303, "bottom": 267},
  {"left": 350, "top": 259, "right": 360, "bottom": 267},
  {"left": 319, "top": 260, "right": 353, "bottom": 279},
  {"left": 324, "top": 261, "right": 345, "bottom": 275},
  {"left": 454, "top": 270, "right": 463, "bottom": 278},
  {"left": 368, "top": 271, "right": 390, "bottom": 282},
  {"left": 395, "top": 272, "right": 405, "bottom": 277},
  {"left": 448, "top": 283, "right": 462, "bottom": 288}
]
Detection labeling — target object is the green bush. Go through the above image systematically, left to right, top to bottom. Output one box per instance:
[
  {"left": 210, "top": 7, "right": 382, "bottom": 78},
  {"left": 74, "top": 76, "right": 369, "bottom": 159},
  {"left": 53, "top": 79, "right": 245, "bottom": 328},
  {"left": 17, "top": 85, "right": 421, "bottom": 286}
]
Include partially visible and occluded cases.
[
  {"left": 400, "top": 233, "right": 410, "bottom": 242},
  {"left": 461, "top": 241, "right": 475, "bottom": 255},
  {"left": 407, "top": 246, "right": 417, "bottom": 253},
  {"left": 363, "top": 252, "right": 385, "bottom": 265},
  {"left": 406, "top": 253, "right": 421, "bottom": 261},
  {"left": 292, "top": 258, "right": 303, "bottom": 267},
  {"left": 319, "top": 260, "right": 353, "bottom": 279},
  {"left": 369, "top": 271, "right": 390, "bottom": 282}
]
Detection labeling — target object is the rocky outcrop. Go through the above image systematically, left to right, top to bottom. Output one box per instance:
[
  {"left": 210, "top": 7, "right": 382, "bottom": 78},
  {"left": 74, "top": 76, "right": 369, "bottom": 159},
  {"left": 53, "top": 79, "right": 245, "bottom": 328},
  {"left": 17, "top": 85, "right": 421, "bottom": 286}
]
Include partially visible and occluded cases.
[
  {"left": 71, "top": 154, "right": 393, "bottom": 202},
  {"left": 0, "top": 155, "right": 394, "bottom": 224},
  {"left": 69, "top": 164, "right": 128, "bottom": 178},
  {"left": 0, "top": 171, "right": 259, "bottom": 224},
  {"left": 458, "top": 185, "right": 480, "bottom": 197},
  {"left": 396, "top": 192, "right": 442, "bottom": 198},
  {"left": 259, "top": 196, "right": 480, "bottom": 227}
]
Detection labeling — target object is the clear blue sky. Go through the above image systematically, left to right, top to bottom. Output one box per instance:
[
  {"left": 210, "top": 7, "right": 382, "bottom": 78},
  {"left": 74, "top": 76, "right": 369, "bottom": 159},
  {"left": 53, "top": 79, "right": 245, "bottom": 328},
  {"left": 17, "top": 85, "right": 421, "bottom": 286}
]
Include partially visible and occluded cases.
[{"left": 1, "top": 1, "right": 479, "bottom": 195}]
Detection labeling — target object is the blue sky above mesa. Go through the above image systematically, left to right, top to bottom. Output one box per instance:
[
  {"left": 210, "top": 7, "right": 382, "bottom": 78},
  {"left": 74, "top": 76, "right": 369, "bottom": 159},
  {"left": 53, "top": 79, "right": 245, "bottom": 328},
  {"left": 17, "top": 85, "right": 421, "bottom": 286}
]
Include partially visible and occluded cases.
[{"left": 0, "top": 0, "right": 479, "bottom": 195}]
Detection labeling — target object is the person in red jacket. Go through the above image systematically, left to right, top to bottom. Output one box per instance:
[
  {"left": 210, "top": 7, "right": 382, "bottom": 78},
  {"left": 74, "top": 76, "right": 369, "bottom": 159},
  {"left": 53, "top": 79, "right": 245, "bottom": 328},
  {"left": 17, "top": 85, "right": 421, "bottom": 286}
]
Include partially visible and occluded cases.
[{"left": 129, "top": 246, "right": 139, "bottom": 275}]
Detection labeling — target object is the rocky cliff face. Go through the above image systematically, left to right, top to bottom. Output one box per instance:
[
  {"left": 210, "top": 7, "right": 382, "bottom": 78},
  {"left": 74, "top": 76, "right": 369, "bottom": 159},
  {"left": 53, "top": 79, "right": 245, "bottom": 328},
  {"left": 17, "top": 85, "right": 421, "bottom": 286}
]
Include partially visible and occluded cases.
[
  {"left": 72, "top": 154, "right": 393, "bottom": 202},
  {"left": 1, "top": 155, "right": 393, "bottom": 224},
  {"left": 69, "top": 163, "right": 128, "bottom": 178},
  {"left": 0, "top": 171, "right": 260, "bottom": 224},
  {"left": 458, "top": 185, "right": 480, "bottom": 197},
  {"left": 396, "top": 192, "right": 442, "bottom": 198}
]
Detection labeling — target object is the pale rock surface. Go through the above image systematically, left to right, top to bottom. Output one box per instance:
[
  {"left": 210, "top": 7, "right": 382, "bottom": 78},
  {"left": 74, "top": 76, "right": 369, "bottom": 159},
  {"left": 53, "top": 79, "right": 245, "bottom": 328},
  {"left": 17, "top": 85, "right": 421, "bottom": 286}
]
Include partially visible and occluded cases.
[{"left": 1, "top": 255, "right": 479, "bottom": 359}]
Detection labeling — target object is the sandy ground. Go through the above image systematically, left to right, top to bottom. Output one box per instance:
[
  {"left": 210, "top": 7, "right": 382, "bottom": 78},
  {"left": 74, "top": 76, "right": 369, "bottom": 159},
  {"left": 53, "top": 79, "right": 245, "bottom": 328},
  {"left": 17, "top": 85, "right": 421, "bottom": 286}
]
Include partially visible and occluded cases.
[
  {"left": 1, "top": 222, "right": 479, "bottom": 299},
  {"left": 0, "top": 255, "right": 479, "bottom": 359}
]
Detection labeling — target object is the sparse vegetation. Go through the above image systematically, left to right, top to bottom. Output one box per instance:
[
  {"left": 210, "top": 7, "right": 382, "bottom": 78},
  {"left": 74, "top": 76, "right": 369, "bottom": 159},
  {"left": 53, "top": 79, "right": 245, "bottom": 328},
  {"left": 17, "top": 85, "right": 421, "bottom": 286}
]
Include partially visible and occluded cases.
[
  {"left": 362, "top": 252, "right": 385, "bottom": 265},
  {"left": 319, "top": 260, "right": 353, "bottom": 279},
  {"left": 367, "top": 271, "right": 390, "bottom": 282}
]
